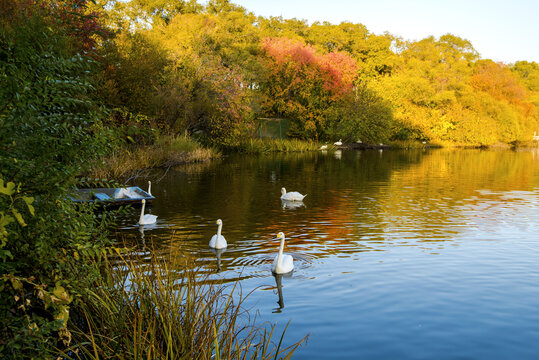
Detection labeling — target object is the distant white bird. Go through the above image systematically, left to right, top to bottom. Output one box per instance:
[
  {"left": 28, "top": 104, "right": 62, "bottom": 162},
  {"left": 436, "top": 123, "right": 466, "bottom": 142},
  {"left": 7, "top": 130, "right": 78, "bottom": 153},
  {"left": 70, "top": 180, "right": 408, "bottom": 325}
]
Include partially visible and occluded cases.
[
  {"left": 334, "top": 139, "right": 342, "bottom": 146},
  {"left": 356, "top": 140, "right": 362, "bottom": 144},
  {"left": 319, "top": 144, "right": 328, "bottom": 150},
  {"left": 147, "top": 181, "right": 152, "bottom": 196},
  {"left": 280, "top": 187, "right": 306, "bottom": 202},
  {"left": 138, "top": 199, "right": 157, "bottom": 225},
  {"left": 209, "top": 219, "right": 227, "bottom": 249},
  {"left": 272, "top": 232, "right": 294, "bottom": 274}
]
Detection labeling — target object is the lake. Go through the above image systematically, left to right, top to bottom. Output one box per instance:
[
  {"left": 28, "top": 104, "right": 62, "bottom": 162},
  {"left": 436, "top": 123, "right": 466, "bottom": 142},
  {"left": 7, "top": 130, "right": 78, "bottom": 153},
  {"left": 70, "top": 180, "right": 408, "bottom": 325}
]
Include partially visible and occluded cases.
[{"left": 119, "top": 148, "right": 539, "bottom": 359}]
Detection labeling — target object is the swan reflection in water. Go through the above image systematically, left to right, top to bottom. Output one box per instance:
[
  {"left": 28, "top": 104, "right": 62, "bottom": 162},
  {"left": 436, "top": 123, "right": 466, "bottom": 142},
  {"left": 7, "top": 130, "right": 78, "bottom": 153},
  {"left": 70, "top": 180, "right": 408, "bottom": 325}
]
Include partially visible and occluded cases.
[
  {"left": 281, "top": 199, "right": 306, "bottom": 210},
  {"left": 138, "top": 223, "right": 158, "bottom": 247},
  {"left": 210, "top": 248, "right": 226, "bottom": 272},
  {"left": 272, "top": 272, "right": 293, "bottom": 313}
]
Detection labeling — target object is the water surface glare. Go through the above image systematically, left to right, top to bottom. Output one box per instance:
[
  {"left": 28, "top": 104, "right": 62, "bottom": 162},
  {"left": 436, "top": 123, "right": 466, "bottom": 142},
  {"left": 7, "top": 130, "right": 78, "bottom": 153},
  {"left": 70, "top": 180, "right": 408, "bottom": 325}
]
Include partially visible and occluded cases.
[{"left": 120, "top": 148, "right": 539, "bottom": 359}]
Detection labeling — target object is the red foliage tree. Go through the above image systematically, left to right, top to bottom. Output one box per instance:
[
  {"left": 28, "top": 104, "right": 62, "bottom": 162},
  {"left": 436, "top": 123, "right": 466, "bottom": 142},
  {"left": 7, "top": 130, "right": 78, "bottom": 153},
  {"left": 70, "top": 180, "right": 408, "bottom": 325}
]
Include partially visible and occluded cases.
[{"left": 259, "top": 37, "right": 358, "bottom": 138}]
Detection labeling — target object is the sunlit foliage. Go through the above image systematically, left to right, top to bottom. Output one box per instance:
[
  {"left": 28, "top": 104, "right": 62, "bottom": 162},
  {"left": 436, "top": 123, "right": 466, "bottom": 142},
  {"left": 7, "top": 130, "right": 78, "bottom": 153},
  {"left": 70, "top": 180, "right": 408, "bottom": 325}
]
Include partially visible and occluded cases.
[{"left": 91, "top": 0, "right": 538, "bottom": 145}]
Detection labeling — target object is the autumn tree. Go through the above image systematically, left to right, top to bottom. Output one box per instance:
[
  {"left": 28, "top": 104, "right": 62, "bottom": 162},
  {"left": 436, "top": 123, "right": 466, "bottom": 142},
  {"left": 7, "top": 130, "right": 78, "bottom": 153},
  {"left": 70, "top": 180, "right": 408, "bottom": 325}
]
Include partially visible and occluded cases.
[{"left": 258, "top": 37, "right": 359, "bottom": 139}]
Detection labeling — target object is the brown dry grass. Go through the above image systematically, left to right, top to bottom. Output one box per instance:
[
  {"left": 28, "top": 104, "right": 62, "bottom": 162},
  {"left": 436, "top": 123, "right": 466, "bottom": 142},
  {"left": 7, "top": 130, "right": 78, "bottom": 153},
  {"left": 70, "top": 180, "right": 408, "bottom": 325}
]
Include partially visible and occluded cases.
[{"left": 90, "top": 136, "right": 220, "bottom": 180}]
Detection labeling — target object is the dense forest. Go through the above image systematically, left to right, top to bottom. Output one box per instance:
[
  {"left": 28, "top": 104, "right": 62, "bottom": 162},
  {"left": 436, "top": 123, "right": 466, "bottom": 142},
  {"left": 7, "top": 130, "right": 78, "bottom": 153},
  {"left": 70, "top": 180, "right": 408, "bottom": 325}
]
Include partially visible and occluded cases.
[{"left": 88, "top": 0, "right": 539, "bottom": 146}]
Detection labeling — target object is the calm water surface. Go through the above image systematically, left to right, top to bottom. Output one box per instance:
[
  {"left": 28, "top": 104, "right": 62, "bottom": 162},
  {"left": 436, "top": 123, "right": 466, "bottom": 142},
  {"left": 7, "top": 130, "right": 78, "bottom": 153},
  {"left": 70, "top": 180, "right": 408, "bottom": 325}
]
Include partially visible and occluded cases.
[{"left": 119, "top": 148, "right": 539, "bottom": 359}]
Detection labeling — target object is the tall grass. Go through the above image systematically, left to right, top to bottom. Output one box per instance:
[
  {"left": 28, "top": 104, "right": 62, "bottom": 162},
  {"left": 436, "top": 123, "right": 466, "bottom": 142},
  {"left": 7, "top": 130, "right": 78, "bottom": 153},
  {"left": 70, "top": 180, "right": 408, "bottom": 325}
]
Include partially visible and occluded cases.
[
  {"left": 90, "top": 135, "right": 220, "bottom": 180},
  {"left": 234, "top": 139, "right": 319, "bottom": 153},
  {"left": 66, "top": 250, "right": 306, "bottom": 359}
]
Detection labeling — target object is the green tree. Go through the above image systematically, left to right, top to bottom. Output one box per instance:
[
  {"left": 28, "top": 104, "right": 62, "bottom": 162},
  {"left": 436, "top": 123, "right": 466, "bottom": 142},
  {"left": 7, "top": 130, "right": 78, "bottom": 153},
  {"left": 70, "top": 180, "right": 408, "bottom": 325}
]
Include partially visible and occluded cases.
[{"left": 0, "top": 1, "right": 112, "bottom": 357}]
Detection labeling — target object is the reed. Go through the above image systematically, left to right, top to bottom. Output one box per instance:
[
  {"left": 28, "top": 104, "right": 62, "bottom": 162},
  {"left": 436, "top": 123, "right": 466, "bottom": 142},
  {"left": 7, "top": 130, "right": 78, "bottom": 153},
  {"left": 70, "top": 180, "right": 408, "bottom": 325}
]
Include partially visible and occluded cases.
[
  {"left": 90, "top": 135, "right": 220, "bottom": 180},
  {"left": 235, "top": 138, "right": 319, "bottom": 153},
  {"left": 66, "top": 250, "right": 306, "bottom": 359}
]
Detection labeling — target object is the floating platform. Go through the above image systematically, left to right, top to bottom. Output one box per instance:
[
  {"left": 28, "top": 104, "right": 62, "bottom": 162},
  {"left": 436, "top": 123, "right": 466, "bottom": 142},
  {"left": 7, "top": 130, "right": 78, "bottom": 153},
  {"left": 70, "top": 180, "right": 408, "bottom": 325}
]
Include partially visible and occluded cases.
[{"left": 68, "top": 186, "right": 154, "bottom": 206}]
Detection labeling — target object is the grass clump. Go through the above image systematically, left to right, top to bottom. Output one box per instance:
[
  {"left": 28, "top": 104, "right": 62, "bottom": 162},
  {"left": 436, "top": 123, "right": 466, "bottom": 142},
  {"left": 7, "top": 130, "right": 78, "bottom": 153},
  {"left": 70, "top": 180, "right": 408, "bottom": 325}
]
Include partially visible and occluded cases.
[
  {"left": 90, "top": 135, "right": 220, "bottom": 180},
  {"left": 234, "top": 138, "right": 319, "bottom": 153},
  {"left": 66, "top": 249, "right": 306, "bottom": 359}
]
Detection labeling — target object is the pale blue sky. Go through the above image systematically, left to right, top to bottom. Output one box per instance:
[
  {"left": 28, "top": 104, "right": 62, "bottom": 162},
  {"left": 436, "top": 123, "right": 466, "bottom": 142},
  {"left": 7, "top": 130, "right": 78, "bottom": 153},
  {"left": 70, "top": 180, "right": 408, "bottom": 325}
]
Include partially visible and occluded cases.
[{"left": 231, "top": 0, "right": 539, "bottom": 64}]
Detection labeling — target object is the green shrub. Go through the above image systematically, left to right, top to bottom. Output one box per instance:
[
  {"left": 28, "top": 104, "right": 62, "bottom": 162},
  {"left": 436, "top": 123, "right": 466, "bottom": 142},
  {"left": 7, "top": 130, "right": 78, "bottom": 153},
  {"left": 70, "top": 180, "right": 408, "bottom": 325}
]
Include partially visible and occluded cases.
[{"left": 0, "top": 3, "right": 114, "bottom": 357}]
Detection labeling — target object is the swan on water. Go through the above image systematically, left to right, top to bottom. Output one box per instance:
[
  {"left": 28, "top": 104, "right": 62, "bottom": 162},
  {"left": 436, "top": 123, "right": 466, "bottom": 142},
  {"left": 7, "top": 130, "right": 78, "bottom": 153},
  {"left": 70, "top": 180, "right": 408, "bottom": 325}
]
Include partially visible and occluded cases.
[
  {"left": 334, "top": 139, "right": 342, "bottom": 146},
  {"left": 320, "top": 144, "right": 328, "bottom": 150},
  {"left": 147, "top": 180, "right": 152, "bottom": 196},
  {"left": 280, "top": 187, "right": 306, "bottom": 202},
  {"left": 138, "top": 199, "right": 157, "bottom": 225},
  {"left": 209, "top": 219, "right": 227, "bottom": 249},
  {"left": 272, "top": 232, "right": 294, "bottom": 274}
]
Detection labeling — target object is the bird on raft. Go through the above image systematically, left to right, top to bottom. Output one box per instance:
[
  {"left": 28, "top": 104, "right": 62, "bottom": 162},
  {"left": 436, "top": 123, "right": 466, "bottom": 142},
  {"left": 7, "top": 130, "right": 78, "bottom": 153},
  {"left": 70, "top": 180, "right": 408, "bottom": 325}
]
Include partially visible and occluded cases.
[
  {"left": 334, "top": 139, "right": 342, "bottom": 146},
  {"left": 114, "top": 187, "right": 138, "bottom": 199},
  {"left": 280, "top": 187, "right": 307, "bottom": 202},
  {"left": 138, "top": 199, "right": 157, "bottom": 225},
  {"left": 209, "top": 219, "right": 227, "bottom": 249},
  {"left": 272, "top": 232, "right": 294, "bottom": 274}
]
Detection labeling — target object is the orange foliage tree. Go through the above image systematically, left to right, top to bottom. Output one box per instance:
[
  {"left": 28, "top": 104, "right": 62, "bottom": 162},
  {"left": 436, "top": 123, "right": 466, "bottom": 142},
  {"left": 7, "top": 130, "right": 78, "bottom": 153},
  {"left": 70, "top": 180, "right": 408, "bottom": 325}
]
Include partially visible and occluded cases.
[{"left": 258, "top": 36, "right": 358, "bottom": 139}]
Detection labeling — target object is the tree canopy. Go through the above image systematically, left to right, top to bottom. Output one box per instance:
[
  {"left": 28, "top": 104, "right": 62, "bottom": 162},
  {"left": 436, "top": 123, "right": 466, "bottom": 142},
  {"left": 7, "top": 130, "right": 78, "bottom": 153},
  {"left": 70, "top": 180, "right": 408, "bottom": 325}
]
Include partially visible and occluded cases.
[{"left": 88, "top": 0, "right": 538, "bottom": 145}]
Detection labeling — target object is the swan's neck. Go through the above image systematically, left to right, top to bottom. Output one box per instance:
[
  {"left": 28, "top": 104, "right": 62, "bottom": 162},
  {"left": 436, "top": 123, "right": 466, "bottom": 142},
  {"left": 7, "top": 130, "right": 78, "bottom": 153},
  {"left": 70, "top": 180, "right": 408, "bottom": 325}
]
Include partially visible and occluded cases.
[
  {"left": 148, "top": 182, "right": 152, "bottom": 195},
  {"left": 281, "top": 188, "right": 286, "bottom": 196},
  {"left": 139, "top": 202, "right": 146, "bottom": 223},
  {"left": 217, "top": 223, "right": 222, "bottom": 238},
  {"left": 276, "top": 236, "right": 285, "bottom": 265}
]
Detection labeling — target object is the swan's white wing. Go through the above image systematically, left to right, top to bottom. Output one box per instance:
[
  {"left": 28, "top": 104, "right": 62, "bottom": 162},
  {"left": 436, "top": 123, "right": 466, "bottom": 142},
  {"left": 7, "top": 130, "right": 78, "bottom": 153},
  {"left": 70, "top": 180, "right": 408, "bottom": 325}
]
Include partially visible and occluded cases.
[
  {"left": 114, "top": 188, "right": 128, "bottom": 199},
  {"left": 281, "top": 191, "right": 306, "bottom": 201},
  {"left": 140, "top": 214, "right": 157, "bottom": 225},
  {"left": 209, "top": 234, "right": 227, "bottom": 249},
  {"left": 272, "top": 254, "right": 294, "bottom": 274},
  {"left": 281, "top": 254, "right": 294, "bottom": 272}
]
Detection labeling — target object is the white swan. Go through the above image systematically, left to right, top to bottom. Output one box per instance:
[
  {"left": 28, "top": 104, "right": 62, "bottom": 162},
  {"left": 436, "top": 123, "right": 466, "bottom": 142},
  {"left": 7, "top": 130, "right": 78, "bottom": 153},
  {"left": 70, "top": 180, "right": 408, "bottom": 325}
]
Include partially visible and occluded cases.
[
  {"left": 334, "top": 139, "right": 342, "bottom": 146},
  {"left": 319, "top": 144, "right": 328, "bottom": 150},
  {"left": 147, "top": 180, "right": 152, "bottom": 196},
  {"left": 114, "top": 187, "right": 136, "bottom": 199},
  {"left": 280, "top": 187, "right": 306, "bottom": 202},
  {"left": 138, "top": 199, "right": 157, "bottom": 225},
  {"left": 209, "top": 219, "right": 227, "bottom": 249},
  {"left": 272, "top": 232, "right": 294, "bottom": 274}
]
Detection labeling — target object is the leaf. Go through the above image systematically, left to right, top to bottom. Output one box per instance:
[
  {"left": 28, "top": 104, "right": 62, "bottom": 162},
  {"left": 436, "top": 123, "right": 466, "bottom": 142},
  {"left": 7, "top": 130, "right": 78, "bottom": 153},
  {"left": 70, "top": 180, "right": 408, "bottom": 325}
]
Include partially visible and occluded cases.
[
  {"left": 0, "top": 179, "right": 16, "bottom": 196},
  {"left": 23, "top": 196, "right": 35, "bottom": 216},
  {"left": 11, "top": 209, "right": 27, "bottom": 227},
  {"left": 0, "top": 212, "right": 14, "bottom": 229},
  {"left": 11, "top": 277, "right": 23, "bottom": 291},
  {"left": 53, "top": 285, "right": 72, "bottom": 304}
]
